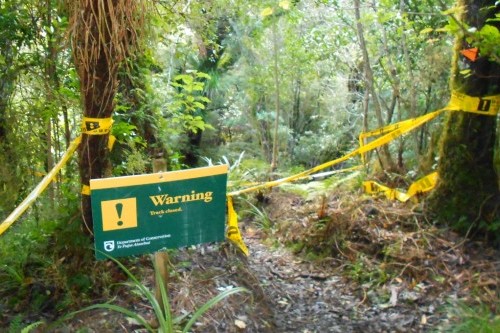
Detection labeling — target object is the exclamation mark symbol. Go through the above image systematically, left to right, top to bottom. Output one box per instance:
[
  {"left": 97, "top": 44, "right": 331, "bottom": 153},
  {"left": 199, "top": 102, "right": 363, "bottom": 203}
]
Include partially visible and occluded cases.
[{"left": 116, "top": 203, "right": 124, "bottom": 226}]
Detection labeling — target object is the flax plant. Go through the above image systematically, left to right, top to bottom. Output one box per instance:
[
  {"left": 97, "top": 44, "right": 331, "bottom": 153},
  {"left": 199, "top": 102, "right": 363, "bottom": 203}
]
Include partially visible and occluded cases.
[{"left": 58, "top": 252, "right": 250, "bottom": 332}]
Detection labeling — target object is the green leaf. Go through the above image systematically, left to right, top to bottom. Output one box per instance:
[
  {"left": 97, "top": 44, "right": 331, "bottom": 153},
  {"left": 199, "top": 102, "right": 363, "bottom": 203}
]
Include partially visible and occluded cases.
[
  {"left": 441, "top": 6, "right": 463, "bottom": 15},
  {"left": 261, "top": 7, "right": 273, "bottom": 17},
  {"left": 419, "top": 28, "right": 433, "bottom": 35},
  {"left": 195, "top": 72, "right": 211, "bottom": 80},
  {"left": 174, "top": 74, "right": 193, "bottom": 84},
  {"left": 191, "top": 84, "right": 204, "bottom": 91},
  {"left": 196, "top": 96, "right": 211, "bottom": 104},
  {"left": 193, "top": 102, "right": 206, "bottom": 110},
  {"left": 153, "top": 255, "right": 173, "bottom": 333},
  {"left": 181, "top": 287, "right": 251, "bottom": 333},
  {"left": 68, "top": 303, "right": 153, "bottom": 332},
  {"left": 21, "top": 321, "right": 44, "bottom": 333}
]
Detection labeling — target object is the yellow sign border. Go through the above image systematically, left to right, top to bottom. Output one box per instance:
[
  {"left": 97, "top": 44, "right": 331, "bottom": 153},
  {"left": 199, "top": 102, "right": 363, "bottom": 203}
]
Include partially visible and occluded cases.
[{"left": 90, "top": 164, "right": 228, "bottom": 190}]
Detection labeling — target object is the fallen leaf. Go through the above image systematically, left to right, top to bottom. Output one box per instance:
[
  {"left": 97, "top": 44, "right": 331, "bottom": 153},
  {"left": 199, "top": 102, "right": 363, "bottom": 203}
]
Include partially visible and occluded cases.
[
  {"left": 389, "top": 285, "right": 398, "bottom": 306},
  {"left": 126, "top": 317, "right": 141, "bottom": 326},
  {"left": 235, "top": 319, "right": 247, "bottom": 329}
]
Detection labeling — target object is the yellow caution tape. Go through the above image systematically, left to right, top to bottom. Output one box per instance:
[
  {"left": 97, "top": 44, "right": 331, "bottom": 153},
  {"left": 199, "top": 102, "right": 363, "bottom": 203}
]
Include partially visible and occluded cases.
[
  {"left": 3, "top": 91, "right": 500, "bottom": 253},
  {"left": 358, "top": 91, "right": 499, "bottom": 201},
  {"left": 448, "top": 91, "right": 500, "bottom": 115},
  {"left": 359, "top": 92, "right": 500, "bottom": 146},
  {"left": 230, "top": 108, "right": 447, "bottom": 197},
  {"left": 359, "top": 109, "right": 446, "bottom": 163},
  {"left": 1, "top": 117, "right": 116, "bottom": 236},
  {"left": 81, "top": 117, "right": 113, "bottom": 135},
  {"left": 108, "top": 135, "right": 116, "bottom": 150},
  {"left": 0, "top": 136, "right": 82, "bottom": 236},
  {"left": 363, "top": 172, "right": 438, "bottom": 203},
  {"left": 407, "top": 172, "right": 438, "bottom": 198},
  {"left": 363, "top": 180, "right": 411, "bottom": 202},
  {"left": 81, "top": 185, "right": 91, "bottom": 196},
  {"left": 226, "top": 196, "right": 249, "bottom": 255}
]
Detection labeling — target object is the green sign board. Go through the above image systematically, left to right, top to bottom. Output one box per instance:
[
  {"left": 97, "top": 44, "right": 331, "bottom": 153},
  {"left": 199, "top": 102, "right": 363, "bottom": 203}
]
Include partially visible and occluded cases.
[{"left": 90, "top": 165, "right": 228, "bottom": 260}]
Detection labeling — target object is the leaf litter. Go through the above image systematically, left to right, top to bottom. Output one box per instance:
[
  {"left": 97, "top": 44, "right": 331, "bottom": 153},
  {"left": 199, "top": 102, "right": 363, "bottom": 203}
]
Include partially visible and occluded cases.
[{"left": 55, "top": 187, "right": 499, "bottom": 332}]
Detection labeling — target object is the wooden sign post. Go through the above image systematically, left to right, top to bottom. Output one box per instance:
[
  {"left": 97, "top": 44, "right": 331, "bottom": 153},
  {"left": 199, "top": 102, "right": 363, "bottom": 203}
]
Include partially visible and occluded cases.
[{"left": 152, "top": 158, "right": 169, "bottom": 314}]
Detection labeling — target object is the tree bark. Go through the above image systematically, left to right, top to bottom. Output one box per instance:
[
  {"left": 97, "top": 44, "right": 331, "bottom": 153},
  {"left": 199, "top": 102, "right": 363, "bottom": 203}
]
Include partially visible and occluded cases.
[
  {"left": 44, "top": 0, "right": 57, "bottom": 204},
  {"left": 71, "top": 0, "right": 140, "bottom": 232},
  {"left": 354, "top": 0, "right": 396, "bottom": 171},
  {"left": 428, "top": 0, "right": 500, "bottom": 237},
  {"left": 270, "top": 21, "right": 281, "bottom": 174}
]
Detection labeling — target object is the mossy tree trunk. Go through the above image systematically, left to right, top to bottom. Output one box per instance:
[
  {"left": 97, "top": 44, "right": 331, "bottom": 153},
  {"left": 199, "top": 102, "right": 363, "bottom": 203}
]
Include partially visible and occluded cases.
[{"left": 429, "top": 0, "right": 500, "bottom": 237}]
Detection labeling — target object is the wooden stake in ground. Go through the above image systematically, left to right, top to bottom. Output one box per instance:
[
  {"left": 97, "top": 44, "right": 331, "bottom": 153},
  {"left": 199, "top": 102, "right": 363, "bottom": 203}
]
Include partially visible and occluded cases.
[{"left": 152, "top": 158, "right": 169, "bottom": 314}]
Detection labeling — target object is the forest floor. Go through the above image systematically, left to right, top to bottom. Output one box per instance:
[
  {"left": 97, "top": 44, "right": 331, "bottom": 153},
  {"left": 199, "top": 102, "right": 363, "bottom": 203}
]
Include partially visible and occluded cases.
[{"left": 51, "top": 187, "right": 499, "bottom": 332}]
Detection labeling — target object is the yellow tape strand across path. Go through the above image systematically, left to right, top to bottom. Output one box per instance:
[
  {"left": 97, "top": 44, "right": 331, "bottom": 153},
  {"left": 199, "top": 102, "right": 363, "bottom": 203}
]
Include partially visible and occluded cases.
[
  {"left": 226, "top": 91, "right": 500, "bottom": 254},
  {"left": 2, "top": 92, "right": 500, "bottom": 253},
  {"left": 0, "top": 117, "right": 114, "bottom": 237},
  {"left": 0, "top": 137, "right": 81, "bottom": 236}
]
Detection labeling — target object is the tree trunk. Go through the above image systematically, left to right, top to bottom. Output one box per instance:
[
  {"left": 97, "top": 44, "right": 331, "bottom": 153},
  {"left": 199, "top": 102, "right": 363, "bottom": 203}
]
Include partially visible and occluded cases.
[
  {"left": 44, "top": 0, "right": 56, "bottom": 204},
  {"left": 71, "top": 0, "right": 141, "bottom": 232},
  {"left": 354, "top": 0, "right": 396, "bottom": 171},
  {"left": 399, "top": 0, "right": 420, "bottom": 158},
  {"left": 428, "top": 0, "right": 500, "bottom": 238},
  {"left": 181, "top": 15, "right": 234, "bottom": 167},
  {"left": 270, "top": 21, "right": 281, "bottom": 174}
]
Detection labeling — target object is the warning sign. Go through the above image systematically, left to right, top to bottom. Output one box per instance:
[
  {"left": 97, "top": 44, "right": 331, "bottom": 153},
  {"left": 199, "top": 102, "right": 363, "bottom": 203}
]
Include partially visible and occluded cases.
[
  {"left": 90, "top": 165, "right": 228, "bottom": 260},
  {"left": 101, "top": 198, "right": 137, "bottom": 231}
]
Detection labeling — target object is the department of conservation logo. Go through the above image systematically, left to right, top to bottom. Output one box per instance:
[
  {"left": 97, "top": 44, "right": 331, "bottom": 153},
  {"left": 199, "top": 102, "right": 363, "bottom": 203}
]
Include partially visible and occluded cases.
[{"left": 103, "top": 240, "right": 115, "bottom": 252}]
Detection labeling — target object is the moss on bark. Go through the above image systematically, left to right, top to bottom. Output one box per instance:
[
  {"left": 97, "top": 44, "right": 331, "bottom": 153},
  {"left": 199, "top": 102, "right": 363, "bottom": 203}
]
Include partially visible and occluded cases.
[{"left": 428, "top": 0, "right": 500, "bottom": 237}]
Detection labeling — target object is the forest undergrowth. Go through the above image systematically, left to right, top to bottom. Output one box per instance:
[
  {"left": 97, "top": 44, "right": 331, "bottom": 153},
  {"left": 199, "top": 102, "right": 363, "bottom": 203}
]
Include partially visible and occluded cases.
[{"left": 1, "top": 180, "right": 499, "bottom": 332}]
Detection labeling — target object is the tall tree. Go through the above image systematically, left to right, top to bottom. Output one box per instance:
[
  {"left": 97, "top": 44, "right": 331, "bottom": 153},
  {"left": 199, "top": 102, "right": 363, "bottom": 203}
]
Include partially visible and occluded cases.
[
  {"left": 69, "top": 0, "right": 143, "bottom": 231},
  {"left": 354, "top": 0, "right": 397, "bottom": 171},
  {"left": 429, "top": 0, "right": 500, "bottom": 237},
  {"left": 0, "top": 1, "right": 39, "bottom": 215},
  {"left": 0, "top": 1, "right": 29, "bottom": 143},
  {"left": 181, "top": 3, "right": 236, "bottom": 167}
]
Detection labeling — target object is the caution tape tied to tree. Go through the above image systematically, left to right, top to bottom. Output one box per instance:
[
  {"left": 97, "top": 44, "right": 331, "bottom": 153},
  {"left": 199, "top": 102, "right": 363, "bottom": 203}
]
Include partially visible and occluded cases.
[
  {"left": 2, "top": 91, "right": 500, "bottom": 255},
  {"left": 0, "top": 117, "right": 114, "bottom": 236}
]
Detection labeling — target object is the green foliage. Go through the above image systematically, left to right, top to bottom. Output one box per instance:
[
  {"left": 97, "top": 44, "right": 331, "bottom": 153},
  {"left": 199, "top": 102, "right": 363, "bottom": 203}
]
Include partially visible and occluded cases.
[
  {"left": 0, "top": 2, "right": 36, "bottom": 50},
  {"left": 439, "top": 4, "right": 500, "bottom": 63},
  {"left": 475, "top": 24, "right": 500, "bottom": 62},
  {"left": 168, "top": 71, "right": 213, "bottom": 134},
  {"left": 112, "top": 121, "right": 141, "bottom": 145},
  {"left": 293, "top": 131, "right": 350, "bottom": 168},
  {"left": 122, "top": 141, "right": 148, "bottom": 175},
  {"left": 242, "top": 199, "right": 273, "bottom": 233},
  {"left": 0, "top": 202, "right": 124, "bottom": 328},
  {"left": 59, "top": 253, "right": 250, "bottom": 333},
  {"left": 346, "top": 255, "right": 390, "bottom": 287},
  {"left": 441, "top": 302, "right": 500, "bottom": 333},
  {"left": 6, "top": 315, "right": 27, "bottom": 333}
]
